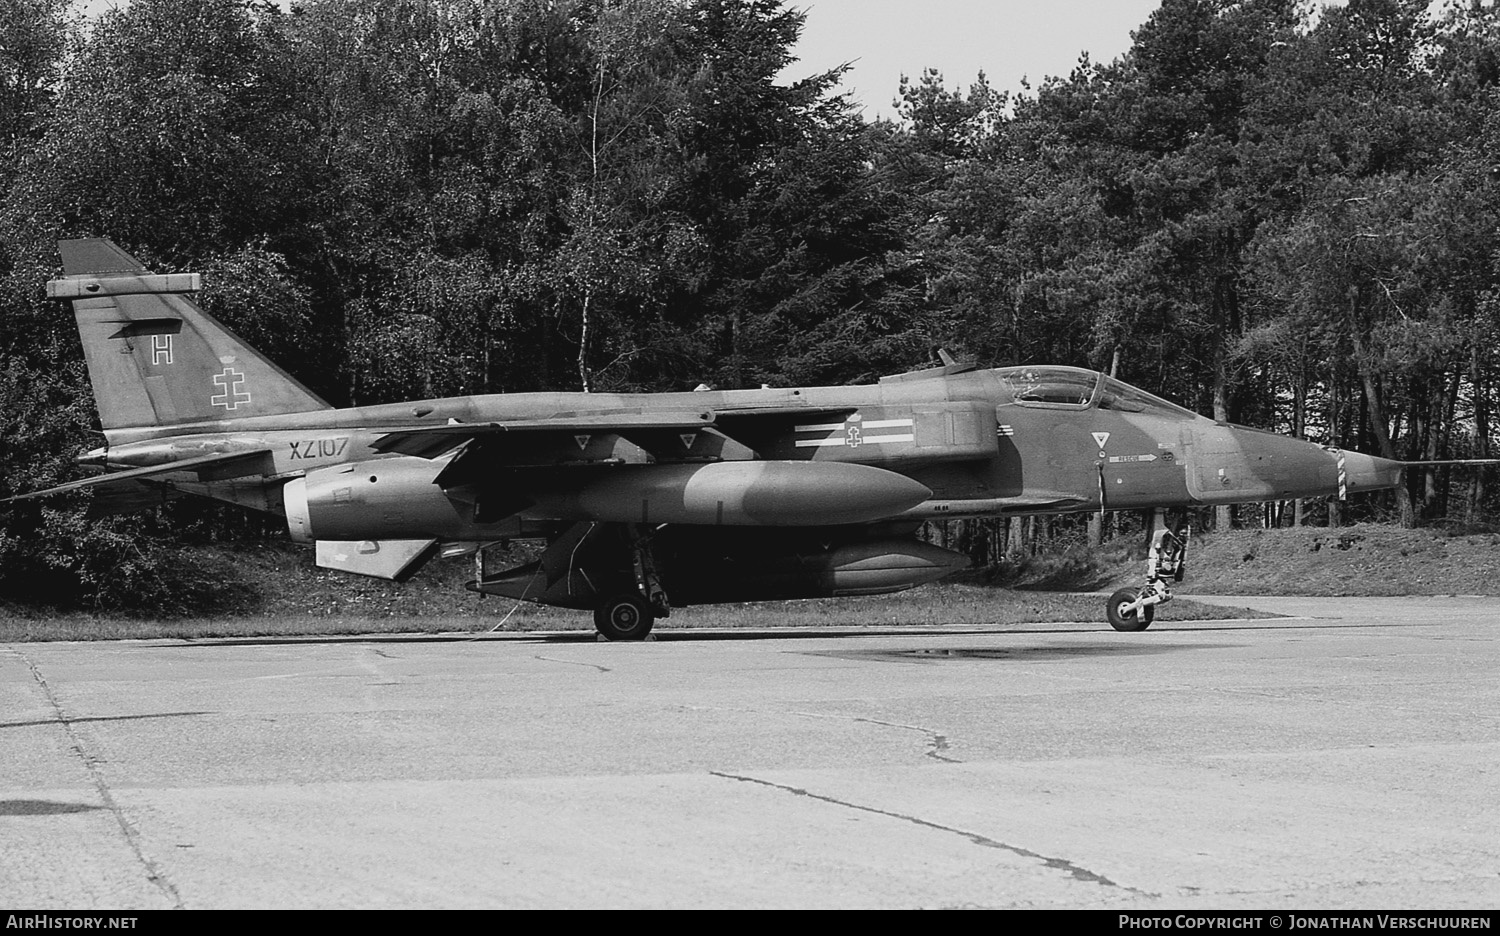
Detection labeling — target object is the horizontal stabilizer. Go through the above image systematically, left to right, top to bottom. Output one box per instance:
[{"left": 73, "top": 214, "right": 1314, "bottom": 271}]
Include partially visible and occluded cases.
[
  {"left": 4, "top": 450, "right": 274, "bottom": 503},
  {"left": 85, "top": 482, "right": 184, "bottom": 517},
  {"left": 315, "top": 539, "right": 439, "bottom": 582}
]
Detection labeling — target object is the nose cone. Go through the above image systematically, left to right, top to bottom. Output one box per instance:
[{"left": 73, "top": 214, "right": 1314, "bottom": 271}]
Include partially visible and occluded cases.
[
  {"left": 1188, "top": 425, "right": 1406, "bottom": 503},
  {"left": 1339, "top": 450, "right": 1405, "bottom": 494}
]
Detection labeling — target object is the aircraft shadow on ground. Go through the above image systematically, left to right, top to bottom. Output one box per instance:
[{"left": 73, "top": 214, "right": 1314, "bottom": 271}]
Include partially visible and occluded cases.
[
  {"left": 154, "top": 619, "right": 1406, "bottom": 650},
  {"left": 174, "top": 627, "right": 1016, "bottom": 648},
  {"left": 801, "top": 643, "right": 1238, "bottom": 663},
  {"left": 0, "top": 799, "right": 102, "bottom": 816}
]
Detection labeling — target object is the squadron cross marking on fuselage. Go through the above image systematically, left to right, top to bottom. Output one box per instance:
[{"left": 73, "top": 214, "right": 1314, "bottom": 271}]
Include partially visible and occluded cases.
[
  {"left": 11, "top": 238, "right": 1474, "bottom": 641},
  {"left": 793, "top": 415, "right": 915, "bottom": 449}
]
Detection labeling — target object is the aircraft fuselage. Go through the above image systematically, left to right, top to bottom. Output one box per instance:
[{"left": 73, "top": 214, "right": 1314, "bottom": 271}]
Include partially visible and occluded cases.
[
  {"left": 25, "top": 238, "right": 1415, "bottom": 637},
  {"left": 92, "top": 364, "right": 1400, "bottom": 540}
]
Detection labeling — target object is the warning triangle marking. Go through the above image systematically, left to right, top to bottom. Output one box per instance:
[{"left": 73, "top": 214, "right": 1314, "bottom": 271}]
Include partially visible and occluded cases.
[{"left": 1092, "top": 432, "right": 1110, "bottom": 449}]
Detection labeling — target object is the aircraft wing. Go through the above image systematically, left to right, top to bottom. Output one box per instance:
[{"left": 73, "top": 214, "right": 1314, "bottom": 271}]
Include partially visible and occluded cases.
[
  {"left": 373, "top": 400, "right": 1009, "bottom": 474},
  {"left": 372, "top": 402, "right": 880, "bottom": 481},
  {"left": 370, "top": 411, "right": 720, "bottom": 458},
  {"left": 4, "top": 449, "right": 276, "bottom": 503}
]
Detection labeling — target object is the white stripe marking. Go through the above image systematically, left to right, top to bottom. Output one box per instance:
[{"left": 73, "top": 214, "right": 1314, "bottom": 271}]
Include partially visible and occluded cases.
[
  {"left": 797, "top": 417, "right": 913, "bottom": 433},
  {"left": 794, "top": 422, "right": 846, "bottom": 432},
  {"left": 793, "top": 434, "right": 915, "bottom": 447}
]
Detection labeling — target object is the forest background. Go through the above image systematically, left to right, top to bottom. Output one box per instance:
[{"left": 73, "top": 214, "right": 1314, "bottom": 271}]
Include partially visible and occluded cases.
[{"left": 3, "top": 0, "right": 1499, "bottom": 609}]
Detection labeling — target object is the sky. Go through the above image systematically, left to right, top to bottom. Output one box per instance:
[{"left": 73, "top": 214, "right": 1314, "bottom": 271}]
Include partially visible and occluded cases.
[
  {"left": 76, "top": 0, "right": 1353, "bottom": 121},
  {"left": 783, "top": 0, "right": 1167, "bottom": 118}
]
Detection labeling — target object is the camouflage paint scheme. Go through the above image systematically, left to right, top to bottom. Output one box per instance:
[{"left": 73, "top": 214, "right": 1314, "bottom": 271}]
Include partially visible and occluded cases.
[{"left": 13, "top": 239, "right": 1404, "bottom": 638}]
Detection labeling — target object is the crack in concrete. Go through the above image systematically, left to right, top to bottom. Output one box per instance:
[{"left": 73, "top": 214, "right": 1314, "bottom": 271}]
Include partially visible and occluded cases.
[
  {"left": 14, "top": 649, "right": 185, "bottom": 909},
  {"left": 533, "top": 655, "right": 612, "bottom": 673},
  {"left": 1210, "top": 687, "right": 1302, "bottom": 701},
  {"left": 676, "top": 705, "right": 961, "bottom": 763},
  {"left": 790, "top": 710, "right": 961, "bottom": 763},
  {"left": 1, "top": 711, "right": 210, "bottom": 730},
  {"left": 847, "top": 715, "right": 961, "bottom": 763},
  {"left": 710, "top": 770, "right": 1154, "bottom": 896}
]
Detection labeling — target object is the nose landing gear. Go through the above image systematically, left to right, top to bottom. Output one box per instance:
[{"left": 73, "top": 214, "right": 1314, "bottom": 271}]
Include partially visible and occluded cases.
[
  {"left": 1106, "top": 512, "right": 1187, "bottom": 632},
  {"left": 1106, "top": 585, "right": 1160, "bottom": 632}
]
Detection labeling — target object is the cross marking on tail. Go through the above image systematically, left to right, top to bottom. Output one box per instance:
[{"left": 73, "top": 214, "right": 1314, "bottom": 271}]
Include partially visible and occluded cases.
[{"left": 211, "top": 367, "right": 251, "bottom": 409}]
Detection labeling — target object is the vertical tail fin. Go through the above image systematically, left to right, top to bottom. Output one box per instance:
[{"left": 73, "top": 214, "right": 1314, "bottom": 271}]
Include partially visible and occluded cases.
[{"left": 52, "top": 239, "right": 330, "bottom": 431}]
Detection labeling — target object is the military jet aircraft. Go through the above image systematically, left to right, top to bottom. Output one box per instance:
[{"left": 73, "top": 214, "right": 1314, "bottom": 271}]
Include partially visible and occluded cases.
[{"left": 8, "top": 238, "right": 1419, "bottom": 638}]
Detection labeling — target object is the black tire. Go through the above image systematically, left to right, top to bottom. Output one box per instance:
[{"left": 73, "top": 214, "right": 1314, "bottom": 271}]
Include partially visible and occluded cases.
[
  {"left": 1106, "top": 587, "right": 1154, "bottom": 632},
  {"left": 594, "top": 592, "right": 655, "bottom": 641}
]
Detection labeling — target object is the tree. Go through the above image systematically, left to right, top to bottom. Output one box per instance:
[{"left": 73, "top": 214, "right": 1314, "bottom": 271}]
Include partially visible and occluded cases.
[{"left": 0, "top": 0, "right": 70, "bottom": 176}]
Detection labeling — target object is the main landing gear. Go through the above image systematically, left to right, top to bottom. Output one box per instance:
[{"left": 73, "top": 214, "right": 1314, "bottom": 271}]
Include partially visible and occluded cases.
[
  {"left": 594, "top": 526, "right": 671, "bottom": 641},
  {"left": 594, "top": 592, "right": 655, "bottom": 641}
]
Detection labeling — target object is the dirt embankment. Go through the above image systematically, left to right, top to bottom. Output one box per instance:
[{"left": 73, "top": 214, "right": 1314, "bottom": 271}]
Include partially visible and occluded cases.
[
  {"left": 994, "top": 523, "right": 1500, "bottom": 597},
  {"left": 1175, "top": 525, "right": 1500, "bottom": 597}
]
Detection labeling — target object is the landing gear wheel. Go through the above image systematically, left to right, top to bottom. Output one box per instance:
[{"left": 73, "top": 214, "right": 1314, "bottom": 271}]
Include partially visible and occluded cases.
[
  {"left": 1106, "top": 587, "right": 1154, "bottom": 632},
  {"left": 594, "top": 592, "right": 655, "bottom": 641}
]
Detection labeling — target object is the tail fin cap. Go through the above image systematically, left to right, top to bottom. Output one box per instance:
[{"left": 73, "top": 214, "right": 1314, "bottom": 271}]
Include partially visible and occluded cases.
[{"left": 48, "top": 274, "right": 201, "bottom": 299}]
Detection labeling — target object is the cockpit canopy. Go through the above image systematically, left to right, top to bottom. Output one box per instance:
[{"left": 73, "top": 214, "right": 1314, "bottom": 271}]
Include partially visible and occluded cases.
[{"left": 999, "top": 366, "right": 1198, "bottom": 419}]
